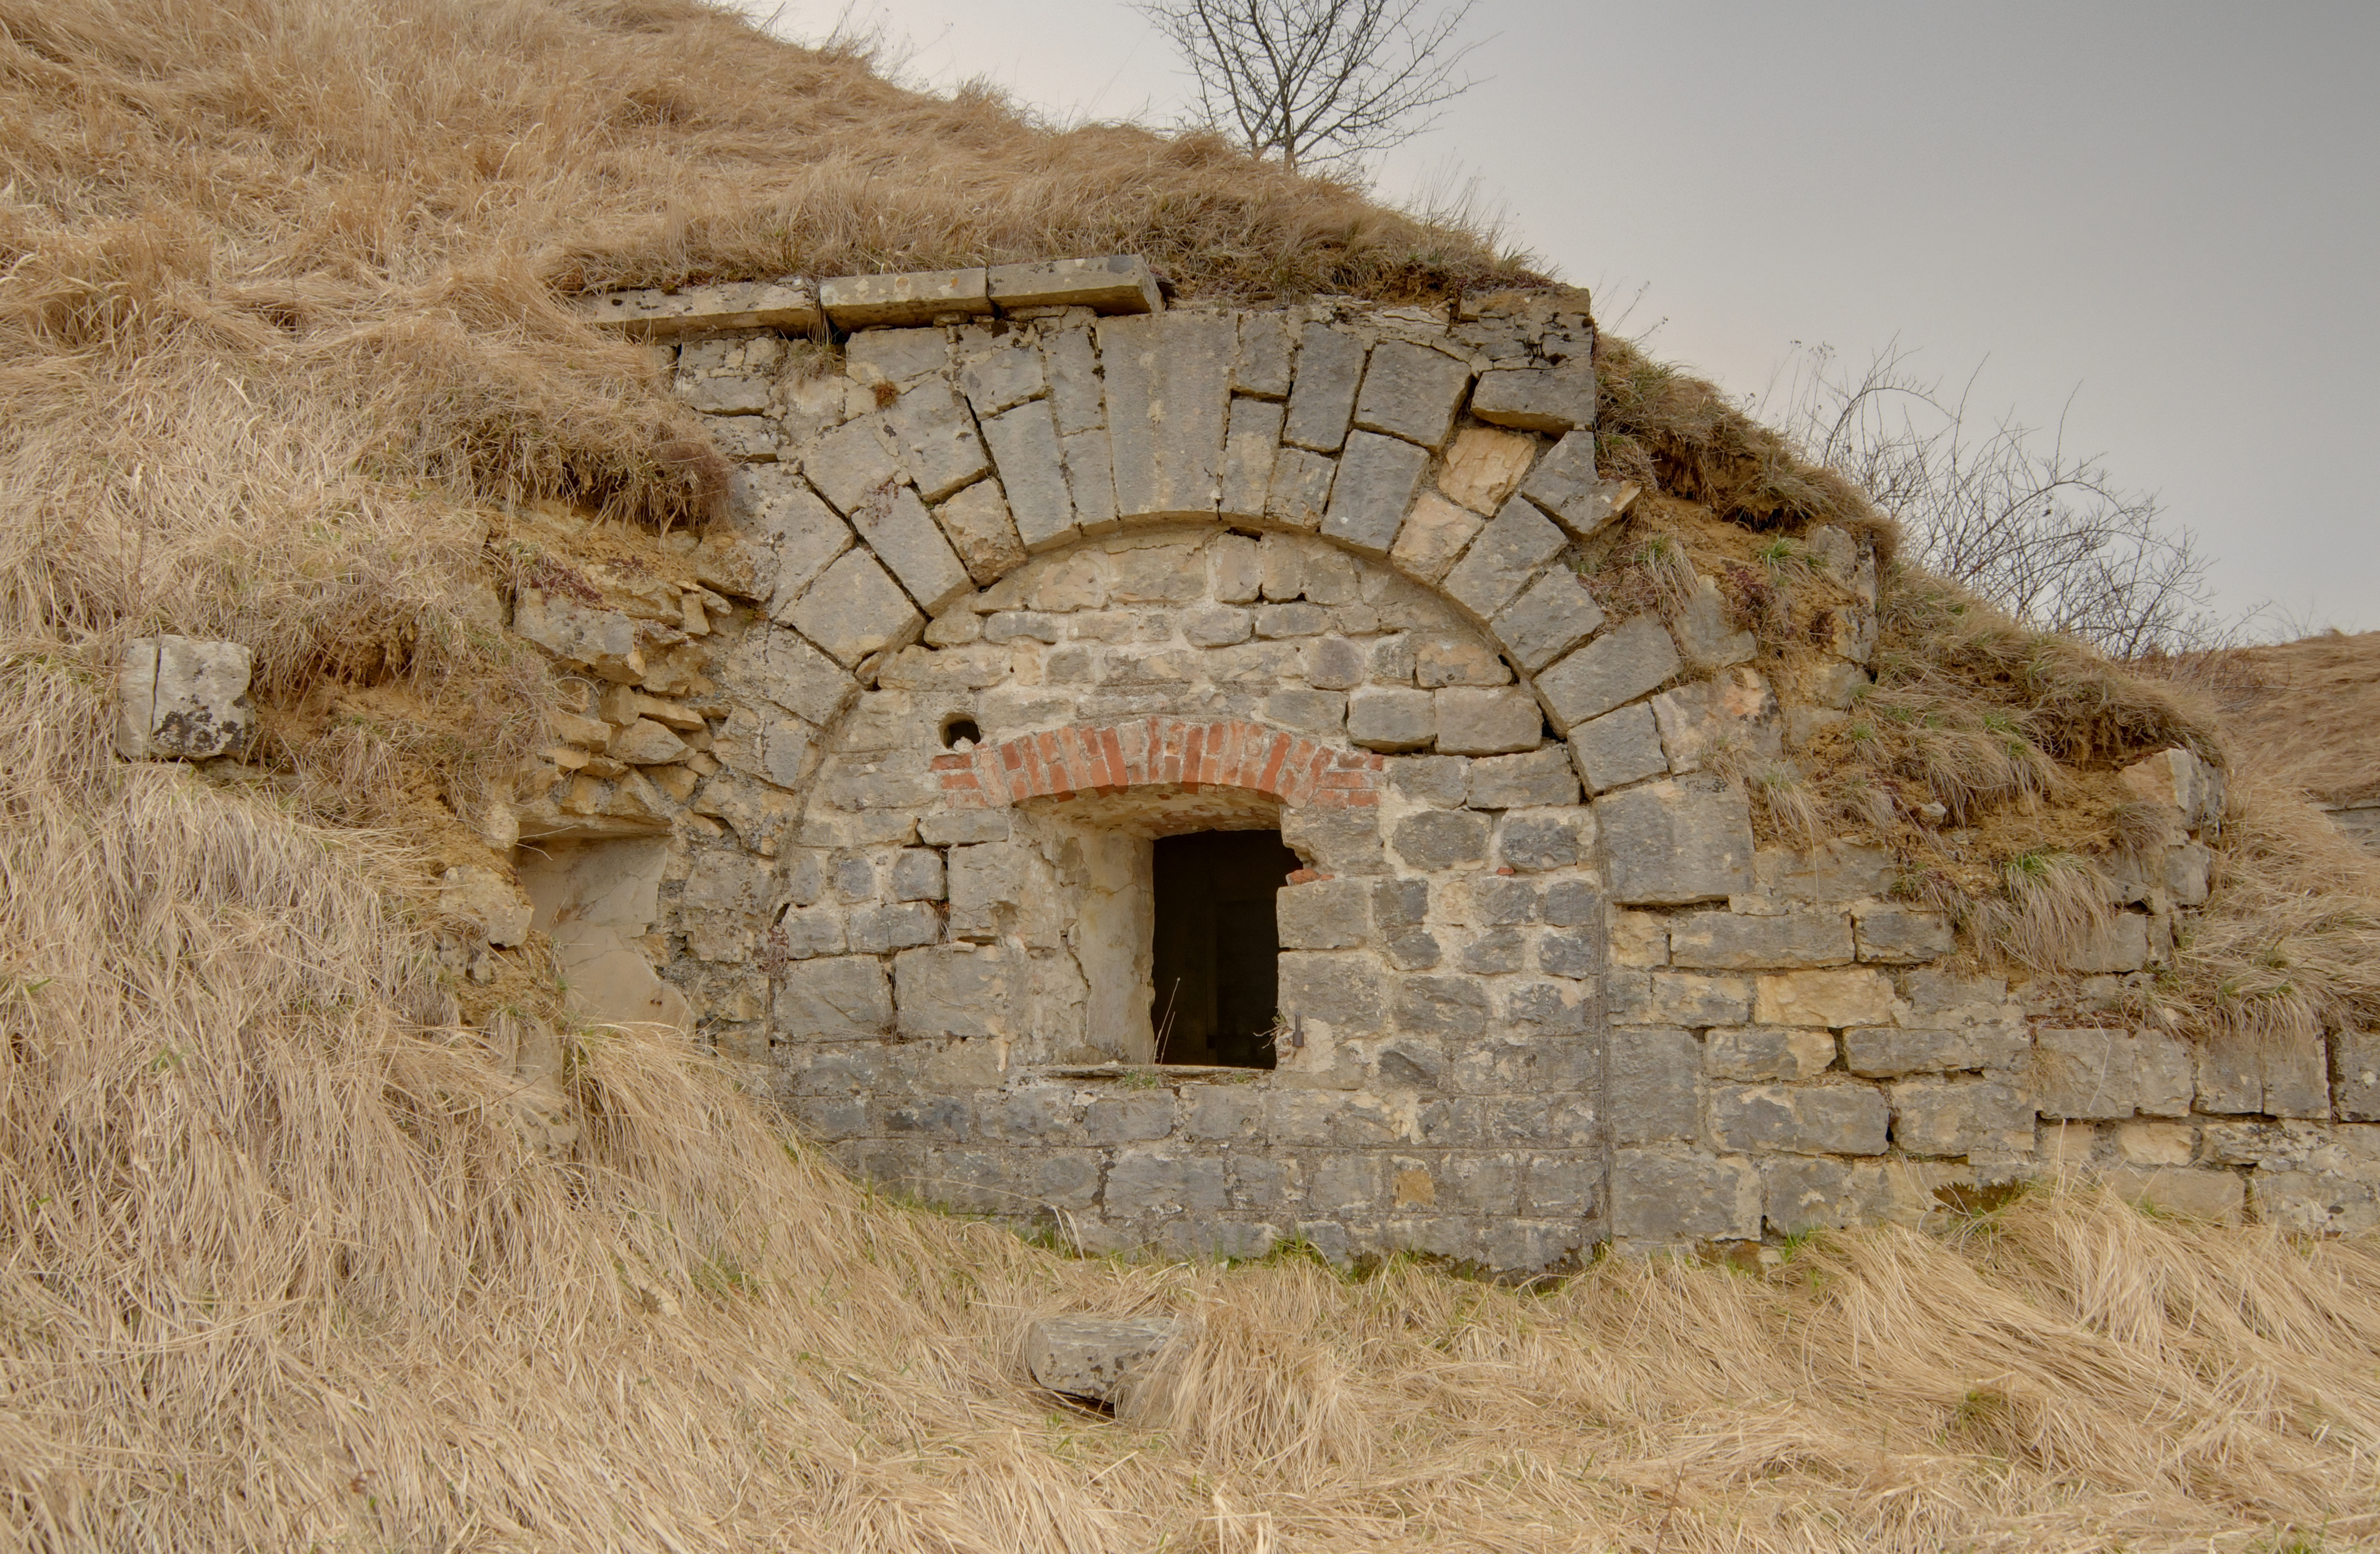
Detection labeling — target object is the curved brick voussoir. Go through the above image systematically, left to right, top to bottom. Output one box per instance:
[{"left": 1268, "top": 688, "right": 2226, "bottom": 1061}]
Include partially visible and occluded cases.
[{"left": 931, "top": 716, "right": 1384, "bottom": 811}]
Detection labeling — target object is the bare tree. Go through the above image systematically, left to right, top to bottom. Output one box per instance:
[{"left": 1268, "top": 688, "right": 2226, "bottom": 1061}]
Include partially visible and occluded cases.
[
  {"left": 1135, "top": 0, "right": 1482, "bottom": 174},
  {"left": 1758, "top": 344, "right": 2236, "bottom": 658}
]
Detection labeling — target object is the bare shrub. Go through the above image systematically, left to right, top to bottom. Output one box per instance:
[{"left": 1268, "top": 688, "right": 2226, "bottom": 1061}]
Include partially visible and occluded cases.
[{"left": 1760, "top": 344, "right": 2229, "bottom": 657}]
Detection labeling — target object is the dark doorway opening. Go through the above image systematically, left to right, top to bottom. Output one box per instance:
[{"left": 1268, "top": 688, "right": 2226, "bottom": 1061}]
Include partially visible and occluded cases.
[{"left": 1150, "top": 830, "right": 1300, "bottom": 1068}]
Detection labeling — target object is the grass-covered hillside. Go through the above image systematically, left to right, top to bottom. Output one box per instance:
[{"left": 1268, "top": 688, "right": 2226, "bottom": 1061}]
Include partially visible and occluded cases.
[{"left": 4, "top": 1, "right": 2379, "bottom": 1548}]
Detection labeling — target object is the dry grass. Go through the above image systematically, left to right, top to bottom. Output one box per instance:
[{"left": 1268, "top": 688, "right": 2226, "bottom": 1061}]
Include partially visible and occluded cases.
[
  {"left": 6, "top": 2, "right": 2380, "bottom": 1547},
  {"left": 1595, "top": 336, "right": 1899, "bottom": 563},
  {"left": 7, "top": 670, "right": 2380, "bottom": 1547}
]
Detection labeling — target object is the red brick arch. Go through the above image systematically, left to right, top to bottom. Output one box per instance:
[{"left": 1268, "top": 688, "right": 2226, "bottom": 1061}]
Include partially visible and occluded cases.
[{"left": 931, "top": 716, "right": 1384, "bottom": 811}]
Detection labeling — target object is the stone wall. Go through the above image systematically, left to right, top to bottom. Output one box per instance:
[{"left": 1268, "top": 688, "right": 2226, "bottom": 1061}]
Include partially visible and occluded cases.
[{"left": 418, "top": 258, "right": 2380, "bottom": 1271}]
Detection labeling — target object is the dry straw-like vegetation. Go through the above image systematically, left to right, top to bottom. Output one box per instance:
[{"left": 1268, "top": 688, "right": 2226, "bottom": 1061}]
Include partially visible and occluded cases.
[{"left": 6, "top": 0, "right": 2380, "bottom": 1547}]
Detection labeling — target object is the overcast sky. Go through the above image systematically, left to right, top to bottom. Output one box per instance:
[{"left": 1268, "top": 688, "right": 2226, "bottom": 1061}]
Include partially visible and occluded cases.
[{"left": 752, "top": 2, "right": 2379, "bottom": 636}]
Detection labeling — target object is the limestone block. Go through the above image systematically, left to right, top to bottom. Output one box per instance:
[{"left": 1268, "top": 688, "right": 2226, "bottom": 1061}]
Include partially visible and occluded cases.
[
  {"left": 987, "top": 255, "right": 1161, "bottom": 315},
  {"left": 819, "top": 268, "right": 991, "bottom": 328},
  {"left": 587, "top": 278, "right": 820, "bottom": 338},
  {"left": 1098, "top": 311, "right": 1233, "bottom": 519},
  {"left": 1233, "top": 311, "right": 1295, "bottom": 399},
  {"left": 1282, "top": 324, "right": 1367, "bottom": 452},
  {"left": 1041, "top": 327, "right": 1105, "bottom": 435},
  {"left": 844, "top": 329, "right": 949, "bottom": 389},
  {"left": 674, "top": 332, "right": 781, "bottom": 414},
  {"left": 1351, "top": 340, "right": 1472, "bottom": 450},
  {"left": 1469, "top": 364, "right": 1595, "bottom": 434},
  {"left": 885, "top": 378, "right": 990, "bottom": 504},
  {"left": 1221, "top": 396, "right": 1286, "bottom": 518},
  {"left": 974, "top": 397, "right": 1076, "bottom": 554},
  {"left": 702, "top": 413, "right": 779, "bottom": 460},
  {"left": 803, "top": 413, "right": 902, "bottom": 518},
  {"left": 1436, "top": 426, "right": 1537, "bottom": 516},
  {"left": 1060, "top": 428, "right": 1118, "bottom": 531},
  {"left": 1321, "top": 431, "right": 1429, "bottom": 557},
  {"left": 1518, "top": 432, "right": 1625, "bottom": 539},
  {"left": 1264, "top": 445, "right": 1336, "bottom": 531},
  {"left": 729, "top": 468, "right": 848, "bottom": 612},
  {"left": 933, "top": 478, "right": 1027, "bottom": 585},
  {"left": 1389, "top": 491, "right": 1485, "bottom": 582},
  {"left": 1442, "top": 498, "right": 1565, "bottom": 622},
  {"left": 786, "top": 548, "right": 925, "bottom": 667},
  {"left": 1493, "top": 571, "right": 1607, "bottom": 675},
  {"left": 1671, "top": 577, "right": 1757, "bottom": 670},
  {"left": 513, "top": 593, "right": 644, "bottom": 683},
  {"left": 1178, "top": 606, "right": 1247, "bottom": 647},
  {"left": 1537, "top": 615, "right": 1682, "bottom": 732},
  {"left": 716, "top": 625, "right": 857, "bottom": 729},
  {"left": 1414, "top": 634, "right": 1511, "bottom": 687},
  {"left": 1303, "top": 635, "right": 1367, "bottom": 690},
  {"left": 115, "top": 636, "right": 255, "bottom": 760},
  {"left": 1650, "top": 667, "right": 1782, "bottom": 775},
  {"left": 1433, "top": 687, "right": 1541, "bottom": 756},
  {"left": 1263, "top": 688, "right": 1345, "bottom": 735},
  {"left": 1568, "top": 704, "right": 1669, "bottom": 794},
  {"left": 608, "top": 717, "right": 690, "bottom": 767},
  {"left": 1464, "top": 746, "right": 1580, "bottom": 810},
  {"left": 2119, "top": 747, "right": 2227, "bottom": 833},
  {"left": 1388, "top": 753, "right": 1470, "bottom": 808},
  {"left": 1598, "top": 776, "right": 1755, "bottom": 906},
  {"left": 1282, "top": 807, "right": 1389, "bottom": 875},
  {"left": 1496, "top": 808, "right": 1586, "bottom": 871},
  {"left": 1390, "top": 810, "right": 1491, "bottom": 869},
  {"left": 1756, "top": 839, "right": 1900, "bottom": 902},
  {"left": 2165, "top": 841, "right": 2214, "bottom": 907},
  {"left": 947, "top": 842, "right": 1026, "bottom": 942},
  {"left": 890, "top": 848, "right": 945, "bottom": 902},
  {"left": 438, "top": 865, "right": 533, "bottom": 947},
  {"left": 1472, "top": 875, "right": 1542, "bottom": 925},
  {"left": 1372, "top": 877, "right": 1429, "bottom": 928},
  {"left": 1278, "top": 878, "right": 1369, "bottom": 950},
  {"left": 849, "top": 902, "right": 941, "bottom": 955},
  {"left": 1854, "top": 905, "right": 1955, "bottom": 964},
  {"left": 1609, "top": 908, "right": 1667, "bottom": 965},
  {"left": 1669, "top": 909, "right": 1853, "bottom": 970},
  {"left": 2060, "top": 912, "right": 2152, "bottom": 975},
  {"left": 553, "top": 923, "right": 693, "bottom": 1033},
  {"left": 1384, "top": 929, "right": 1442, "bottom": 970},
  {"left": 1458, "top": 929, "right": 1524, "bottom": 975},
  {"left": 894, "top": 943, "right": 1021, "bottom": 1038},
  {"left": 1278, "top": 950, "right": 1384, "bottom": 1031},
  {"left": 774, "top": 955, "right": 894, "bottom": 1040},
  {"left": 1753, "top": 968, "right": 1898, "bottom": 1028},
  {"left": 1643, "top": 970, "right": 1750, "bottom": 1027},
  {"left": 1394, "top": 975, "right": 1491, "bottom": 1040},
  {"left": 1844, "top": 1024, "right": 2028, "bottom": 1079},
  {"left": 1612, "top": 1026, "right": 1699, "bottom": 1142},
  {"left": 1705, "top": 1026, "right": 1836, "bottom": 1082},
  {"left": 2196, "top": 1026, "right": 2331, "bottom": 1119},
  {"left": 2031, "top": 1027, "right": 2151, "bottom": 1119},
  {"left": 2337, "top": 1030, "right": 2380, "bottom": 1122},
  {"left": 1890, "top": 1077, "right": 2035, "bottom": 1157},
  {"left": 1712, "top": 1082, "right": 1889, "bottom": 1156},
  {"left": 2100, "top": 1121, "right": 2187, "bottom": 1168},
  {"left": 2251, "top": 1128, "right": 2380, "bottom": 1234},
  {"left": 1613, "top": 1148, "right": 1761, "bottom": 1240},
  {"left": 1106, "top": 1151, "right": 1231, "bottom": 1217},
  {"left": 1763, "top": 1156, "right": 1894, "bottom": 1235},
  {"left": 2105, "top": 1166, "right": 2245, "bottom": 1225}
]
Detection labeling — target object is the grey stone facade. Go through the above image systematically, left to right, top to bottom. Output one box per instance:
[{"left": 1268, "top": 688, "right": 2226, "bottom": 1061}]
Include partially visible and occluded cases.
[{"left": 451, "top": 262, "right": 2380, "bottom": 1270}]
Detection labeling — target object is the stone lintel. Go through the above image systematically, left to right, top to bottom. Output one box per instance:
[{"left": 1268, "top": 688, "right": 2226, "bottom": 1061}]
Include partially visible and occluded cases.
[{"left": 585, "top": 279, "right": 822, "bottom": 338}]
